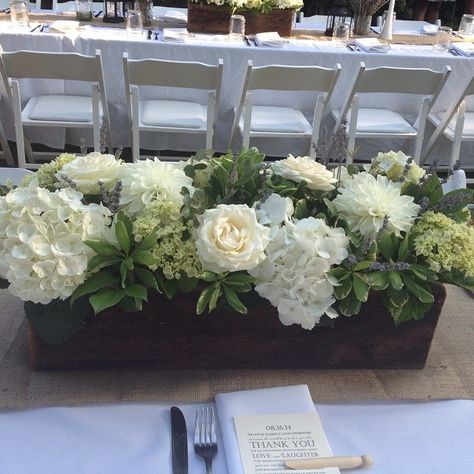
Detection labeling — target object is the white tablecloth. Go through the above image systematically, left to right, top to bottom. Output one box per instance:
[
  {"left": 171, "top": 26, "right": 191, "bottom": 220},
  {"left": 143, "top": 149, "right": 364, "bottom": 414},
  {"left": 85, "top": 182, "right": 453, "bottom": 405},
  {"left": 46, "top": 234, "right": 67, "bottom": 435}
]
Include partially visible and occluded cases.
[
  {"left": 0, "top": 23, "right": 473, "bottom": 162},
  {"left": 0, "top": 400, "right": 473, "bottom": 473}
]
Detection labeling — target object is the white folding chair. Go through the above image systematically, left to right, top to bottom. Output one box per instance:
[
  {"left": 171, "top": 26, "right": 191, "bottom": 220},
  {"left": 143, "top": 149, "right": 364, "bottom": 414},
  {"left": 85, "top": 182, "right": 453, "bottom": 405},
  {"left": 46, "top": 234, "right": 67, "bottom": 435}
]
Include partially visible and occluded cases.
[
  {"left": 0, "top": 48, "right": 111, "bottom": 169},
  {"left": 122, "top": 54, "right": 223, "bottom": 162},
  {"left": 231, "top": 60, "right": 341, "bottom": 158},
  {"left": 332, "top": 62, "right": 451, "bottom": 164},
  {"left": 422, "top": 73, "right": 474, "bottom": 178},
  {"left": 0, "top": 98, "right": 14, "bottom": 167},
  {"left": 0, "top": 167, "right": 34, "bottom": 185}
]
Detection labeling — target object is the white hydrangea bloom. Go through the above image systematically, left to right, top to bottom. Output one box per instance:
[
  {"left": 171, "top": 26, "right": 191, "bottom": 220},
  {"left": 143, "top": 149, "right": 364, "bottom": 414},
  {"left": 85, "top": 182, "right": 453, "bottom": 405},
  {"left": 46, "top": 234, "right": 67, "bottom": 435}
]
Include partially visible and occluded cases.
[
  {"left": 56, "top": 152, "right": 122, "bottom": 194},
  {"left": 119, "top": 158, "right": 195, "bottom": 216},
  {"left": 331, "top": 173, "right": 420, "bottom": 239},
  {"left": 0, "top": 182, "right": 111, "bottom": 304},
  {"left": 252, "top": 217, "right": 349, "bottom": 330}
]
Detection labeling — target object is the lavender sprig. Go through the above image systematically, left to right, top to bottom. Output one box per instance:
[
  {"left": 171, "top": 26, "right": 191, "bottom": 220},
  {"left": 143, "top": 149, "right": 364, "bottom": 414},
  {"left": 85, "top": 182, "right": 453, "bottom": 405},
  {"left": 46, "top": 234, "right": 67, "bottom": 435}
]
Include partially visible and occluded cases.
[{"left": 99, "top": 179, "right": 122, "bottom": 214}]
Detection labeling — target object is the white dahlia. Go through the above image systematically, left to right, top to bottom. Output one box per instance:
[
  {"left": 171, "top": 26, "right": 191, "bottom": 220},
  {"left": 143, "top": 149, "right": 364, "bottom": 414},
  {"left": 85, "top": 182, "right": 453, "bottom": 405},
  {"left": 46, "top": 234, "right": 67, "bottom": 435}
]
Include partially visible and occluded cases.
[
  {"left": 271, "top": 154, "right": 337, "bottom": 191},
  {"left": 119, "top": 158, "right": 195, "bottom": 216},
  {"left": 331, "top": 173, "right": 420, "bottom": 238}
]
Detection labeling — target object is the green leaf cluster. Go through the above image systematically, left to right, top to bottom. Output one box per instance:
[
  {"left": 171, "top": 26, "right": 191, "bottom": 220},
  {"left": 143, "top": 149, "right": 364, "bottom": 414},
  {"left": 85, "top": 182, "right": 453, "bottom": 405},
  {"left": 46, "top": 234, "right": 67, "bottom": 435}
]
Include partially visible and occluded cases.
[
  {"left": 71, "top": 212, "right": 160, "bottom": 314},
  {"left": 196, "top": 272, "right": 255, "bottom": 315}
]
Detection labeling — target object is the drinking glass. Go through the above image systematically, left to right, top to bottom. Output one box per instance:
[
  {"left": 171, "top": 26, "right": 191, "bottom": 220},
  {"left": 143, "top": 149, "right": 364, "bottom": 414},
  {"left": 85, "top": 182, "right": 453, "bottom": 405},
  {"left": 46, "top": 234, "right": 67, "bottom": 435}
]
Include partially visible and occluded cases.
[
  {"left": 10, "top": 0, "right": 29, "bottom": 27},
  {"left": 75, "top": 0, "right": 92, "bottom": 21},
  {"left": 126, "top": 9, "right": 143, "bottom": 36},
  {"left": 229, "top": 14, "right": 245, "bottom": 40},
  {"left": 458, "top": 14, "right": 474, "bottom": 36},
  {"left": 332, "top": 22, "right": 350, "bottom": 43},
  {"left": 434, "top": 26, "right": 452, "bottom": 52}
]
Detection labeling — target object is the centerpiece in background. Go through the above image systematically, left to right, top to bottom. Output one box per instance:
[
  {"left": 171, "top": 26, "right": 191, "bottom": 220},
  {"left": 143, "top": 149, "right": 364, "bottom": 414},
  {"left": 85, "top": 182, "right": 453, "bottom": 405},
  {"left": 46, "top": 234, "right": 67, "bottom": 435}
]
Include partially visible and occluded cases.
[
  {"left": 187, "top": 0, "right": 303, "bottom": 36},
  {"left": 350, "top": 0, "right": 390, "bottom": 35}
]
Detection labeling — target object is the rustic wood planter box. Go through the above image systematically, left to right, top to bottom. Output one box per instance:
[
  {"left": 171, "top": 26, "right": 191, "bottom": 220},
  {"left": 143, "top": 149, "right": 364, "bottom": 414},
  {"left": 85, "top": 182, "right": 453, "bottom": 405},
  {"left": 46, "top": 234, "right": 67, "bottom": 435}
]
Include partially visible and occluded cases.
[
  {"left": 187, "top": 2, "right": 294, "bottom": 37},
  {"left": 28, "top": 285, "right": 446, "bottom": 371}
]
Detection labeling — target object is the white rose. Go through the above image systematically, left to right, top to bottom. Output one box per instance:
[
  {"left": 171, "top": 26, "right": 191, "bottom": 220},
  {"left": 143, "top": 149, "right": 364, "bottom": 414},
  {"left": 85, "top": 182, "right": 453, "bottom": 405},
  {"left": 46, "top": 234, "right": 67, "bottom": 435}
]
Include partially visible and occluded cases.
[
  {"left": 56, "top": 152, "right": 122, "bottom": 194},
  {"left": 271, "top": 155, "right": 337, "bottom": 191},
  {"left": 195, "top": 204, "right": 270, "bottom": 273}
]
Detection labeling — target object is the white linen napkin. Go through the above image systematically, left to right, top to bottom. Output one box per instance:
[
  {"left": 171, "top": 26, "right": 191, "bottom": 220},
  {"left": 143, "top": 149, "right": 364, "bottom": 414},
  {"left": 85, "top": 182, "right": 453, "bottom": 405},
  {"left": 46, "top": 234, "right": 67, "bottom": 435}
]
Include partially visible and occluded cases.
[
  {"left": 161, "top": 9, "right": 187, "bottom": 23},
  {"left": 161, "top": 28, "right": 187, "bottom": 42},
  {"left": 254, "top": 31, "right": 288, "bottom": 48},
  {"left": 353, "top": 37, "right": 390, "bottom": 53},
  {"left": 451, "top": 41, "right": 474, "bottom": 56},
  {"left": 215, "top": 385, "right": 317, "bottom": 474}
]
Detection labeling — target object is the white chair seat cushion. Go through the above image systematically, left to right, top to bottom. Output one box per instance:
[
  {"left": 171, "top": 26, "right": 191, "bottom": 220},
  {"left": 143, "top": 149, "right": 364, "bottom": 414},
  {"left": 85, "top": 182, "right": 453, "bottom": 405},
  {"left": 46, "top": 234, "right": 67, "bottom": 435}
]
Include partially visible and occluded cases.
[
  {"left": 27, "top": 95, "right": 97, "bottom": 122},
  {"left": 140, "top": 100, "right": 206, "bottom": 129},
  {"left": 241, "top": 106, "right": 311, "bottom": 133},
  {"left": 350, "top": 108, "right": 415, "bottom": 133},
  {"left": 431, "top": 112, "right": 474, "bottom": 138}
]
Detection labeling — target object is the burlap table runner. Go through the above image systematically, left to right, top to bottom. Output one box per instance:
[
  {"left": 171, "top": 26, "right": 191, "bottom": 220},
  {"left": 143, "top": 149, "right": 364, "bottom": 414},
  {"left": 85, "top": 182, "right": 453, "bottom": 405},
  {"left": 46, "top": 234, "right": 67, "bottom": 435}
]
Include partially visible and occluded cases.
[{"left": 0, "top": 285, "right": 472, "bottom": 409}]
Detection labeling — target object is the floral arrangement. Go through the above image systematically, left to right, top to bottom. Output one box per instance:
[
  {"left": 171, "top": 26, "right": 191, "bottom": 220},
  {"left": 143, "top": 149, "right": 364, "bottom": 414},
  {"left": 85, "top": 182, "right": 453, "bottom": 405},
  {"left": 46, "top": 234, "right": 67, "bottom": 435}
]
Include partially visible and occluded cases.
[
  {"left": 189, "top": 0, "right": 303, "bottom": 15},
  {"left": 0, "top": 148, "right": 473, "bottom": 344}
]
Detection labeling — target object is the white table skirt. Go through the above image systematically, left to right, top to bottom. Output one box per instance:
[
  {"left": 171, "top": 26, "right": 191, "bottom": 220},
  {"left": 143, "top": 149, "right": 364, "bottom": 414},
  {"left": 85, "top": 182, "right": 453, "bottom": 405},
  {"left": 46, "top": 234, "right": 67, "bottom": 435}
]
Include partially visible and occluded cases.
[
  {"left": 0, "top": 25, "right": 473, "bottom": 163},
  {"left": 0, "top": 400, "right": 473, "bottom": 473}
]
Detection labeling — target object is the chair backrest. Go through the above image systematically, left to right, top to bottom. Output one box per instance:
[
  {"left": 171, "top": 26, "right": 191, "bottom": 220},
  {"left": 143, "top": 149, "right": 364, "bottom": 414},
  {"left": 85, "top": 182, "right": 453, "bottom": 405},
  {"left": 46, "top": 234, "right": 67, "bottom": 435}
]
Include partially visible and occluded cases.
[
  {"left": 0, "top": 49, "right": 105, "bottom": 83},
  {"left": 123, "top": 55, "right": 224, "bottom": 96},
  {"left": 230, "top": 60, "right": 341, "bottom": 149},
  {"left": 334, "top": 62, "right": 452, "bottom": 135},
  {"left": 421, "top": 72, "right": 474, "bottom": 163},
  {"left": 0, "top": 167, "right": 34, "bottom": 185}
]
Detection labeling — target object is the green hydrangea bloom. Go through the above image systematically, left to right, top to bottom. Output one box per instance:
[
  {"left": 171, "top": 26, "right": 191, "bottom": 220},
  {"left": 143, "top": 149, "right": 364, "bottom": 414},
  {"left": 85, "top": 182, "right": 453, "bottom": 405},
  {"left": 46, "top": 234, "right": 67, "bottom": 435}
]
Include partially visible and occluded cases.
[
  {"left": 368, "top": 151, "right": 425, "bottom": 186},
  {"left": 23, "top": 153, "right": 77, "bottom": 189},
  {"left": 133, "top": 201, "right": 201, "bottom": 280},
  {"left": 413, "top": 211, "right": 474, "bottom": 277}
]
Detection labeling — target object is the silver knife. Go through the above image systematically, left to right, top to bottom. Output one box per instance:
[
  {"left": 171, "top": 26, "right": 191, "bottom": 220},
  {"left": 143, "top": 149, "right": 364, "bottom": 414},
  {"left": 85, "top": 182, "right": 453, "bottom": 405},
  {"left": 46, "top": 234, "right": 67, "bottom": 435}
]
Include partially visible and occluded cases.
[{"left": 171, "top": 406, "right": 188, "bottom": 474}]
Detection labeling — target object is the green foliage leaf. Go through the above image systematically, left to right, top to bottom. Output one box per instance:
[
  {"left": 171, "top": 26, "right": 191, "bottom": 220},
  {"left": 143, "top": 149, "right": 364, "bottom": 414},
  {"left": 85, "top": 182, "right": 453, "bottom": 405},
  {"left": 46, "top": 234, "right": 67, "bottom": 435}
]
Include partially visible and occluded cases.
[
  {"left": 432, "top": 188, "right": 474, "bottom": 216},
  {"left": 294, "top": 199, "right": 309, "bottom": 220},
  {"left": 115, "top": 219, "right": 131, "bottom": 255},
  {"left": 133, "top": 229, "right": 157, "bottom": 253},
  {"left": 397, "top": 231, "right": 410, "bottom": 261},
  {"left": 378, "top": 232, "right": 398, "bottom": 261},
  {"left": 85, "top": 240, "right": 121, "bottom": 257},
  {"left": 133, "top": 250, "right": 157, "bottom": 267},
  {"left": 88, "top": 254, "right": 120, "bottom": 272},
  {"left": 353, "top": 260, "right": 372, "bottom": 271},
  {"left": 135, "top": 268, "right": 159, "bottom": 291},
  {"left": 70, "top": 271, "right": 118, "bottom": 306},
  {"left": 201, "top": 271, "right": 219, "bottom": 282},
  {"left": 365, "top": 271, "right": 390, "bottom": 290},
  {"left": 388, "top": 271, "right": 404, "bottom": 290},
  {"left": 224, "top": 272, "right": 256, "bottom": 284},
  {"left": 352, "top": 273, "right": 369, "bottom": 302},
  {"left": 333, "top": 275, "right": 352, "bottom": 299},
  {"left": 402, "top": 275, "right": 434, "bottom": 303},
  {"left": 177, "top": 277, "right": 199, "bottom": 293},
  {"left": 208, "top": 282, "right": 222, "bottom": 312},
  {"left": 124, "top": 284, "right": 147, "bottom": 301},
  {"left": 196, "top": 285, "right": 213, "bottom": 315},
  {"left": 223, "top": 285, "right": 248, "bottom": 314},
  {"left": 388, "top": 287, "right": 409, "bottom": 308},
  {"left": 89, "top": 288, "right": 125, "bottom": 314},
  {"left": 338, "top": 291, "right": 362, "bottom": 316},
  {"left": 390, "top": 293, "right": 433, "bottom": 325},
  {"left": 25, "top": 297, "right": 91, "bottom": 345}
]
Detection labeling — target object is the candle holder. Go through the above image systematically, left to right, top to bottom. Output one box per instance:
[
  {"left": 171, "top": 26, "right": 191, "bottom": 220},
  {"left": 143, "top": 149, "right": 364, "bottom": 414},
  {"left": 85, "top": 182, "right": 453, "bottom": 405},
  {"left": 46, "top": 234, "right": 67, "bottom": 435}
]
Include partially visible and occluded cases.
[{"left": 103, "top": 0, "right": 134, "bottom": 23}]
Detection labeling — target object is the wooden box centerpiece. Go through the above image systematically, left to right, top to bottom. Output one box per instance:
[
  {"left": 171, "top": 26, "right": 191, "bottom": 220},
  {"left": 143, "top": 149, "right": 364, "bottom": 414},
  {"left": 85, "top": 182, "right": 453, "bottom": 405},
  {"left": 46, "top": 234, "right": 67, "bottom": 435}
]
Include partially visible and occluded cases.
[
  {"left": 187, "top": 1, "right": 296, "bottom": 36},
  {"left": 1, "top": 148, "right": 472, "bottom": 372},
  {"left": 28, "top": 284, "right": 446, "bottom": 370}
]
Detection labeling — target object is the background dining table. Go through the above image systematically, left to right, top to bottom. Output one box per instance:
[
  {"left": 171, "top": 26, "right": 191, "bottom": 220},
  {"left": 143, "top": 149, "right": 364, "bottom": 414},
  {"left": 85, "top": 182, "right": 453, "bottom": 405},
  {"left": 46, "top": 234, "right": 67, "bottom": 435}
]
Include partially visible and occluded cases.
[{"left": 1, "top": 19, "right": 474, "bottom": 163}]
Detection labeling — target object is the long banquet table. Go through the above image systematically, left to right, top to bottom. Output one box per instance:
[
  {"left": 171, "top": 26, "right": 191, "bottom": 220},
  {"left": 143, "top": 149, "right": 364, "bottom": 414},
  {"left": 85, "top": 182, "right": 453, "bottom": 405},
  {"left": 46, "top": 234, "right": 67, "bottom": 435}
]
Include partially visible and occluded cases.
[{"left": 1, "top": 22, "right": 474, "bottom": 163}]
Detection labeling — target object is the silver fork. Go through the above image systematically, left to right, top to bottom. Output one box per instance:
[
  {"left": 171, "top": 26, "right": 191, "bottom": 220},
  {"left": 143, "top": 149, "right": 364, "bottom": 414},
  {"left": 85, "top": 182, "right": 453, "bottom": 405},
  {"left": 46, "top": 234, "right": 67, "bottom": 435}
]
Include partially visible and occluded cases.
[{"left": 194, "top": 406, "right": 218, "bottom": 474}]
